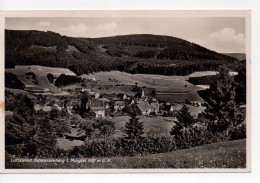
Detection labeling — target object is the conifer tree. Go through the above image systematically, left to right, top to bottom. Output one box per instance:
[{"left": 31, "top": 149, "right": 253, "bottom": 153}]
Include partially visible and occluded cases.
[
  {"left": 234, "top": 61, "right": 246, "bottom": 104},
  {"left": 203, "top": 65, "right": 243, "bottom": 135},
  {"left": 175, "top": 104, "right": 195, "bottom": 128},
  {"left": 170, "top": 105, "right": 195, "bottom": 144},
  {"left": 125, "top": 113, "right": 144, "bottom": 140},
  {"left": 33, "top": 117, "right": 56, "bottom": 157}
]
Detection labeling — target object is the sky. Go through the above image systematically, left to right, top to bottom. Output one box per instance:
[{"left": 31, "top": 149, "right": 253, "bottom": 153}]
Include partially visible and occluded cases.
[{"left": 6, "top": 17, "right": 246, "bottom": 53}]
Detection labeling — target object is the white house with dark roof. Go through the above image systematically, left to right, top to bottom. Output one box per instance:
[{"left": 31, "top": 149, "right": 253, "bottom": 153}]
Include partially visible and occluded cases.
[
  {"left": 88, "top": 91, "right": 100, "bottom": 98},
  {"left": 89, "top": 98, "right": 106, "bottom": 118},
  {"left": 114, "top": 101, "right": 125, "bottom": 112},
  {"left": 137, "top": 101, "right": 154, "bottom": 115},
  {"left": 150, "top": 102, "right": 160, "bottom": 113},
  {"left": 91, "top": 107, "right": 105, "bottom": 118}
]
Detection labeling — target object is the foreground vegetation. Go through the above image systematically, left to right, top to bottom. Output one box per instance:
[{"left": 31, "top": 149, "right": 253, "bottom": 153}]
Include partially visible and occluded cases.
[{"left": 6, "top": 139, "right": 246, "bottom": 169}]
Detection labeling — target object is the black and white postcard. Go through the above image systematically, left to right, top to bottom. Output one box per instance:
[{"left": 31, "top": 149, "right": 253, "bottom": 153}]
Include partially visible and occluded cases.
[{"left": 0, "top": 10, "right": 251, "bottom": 173}]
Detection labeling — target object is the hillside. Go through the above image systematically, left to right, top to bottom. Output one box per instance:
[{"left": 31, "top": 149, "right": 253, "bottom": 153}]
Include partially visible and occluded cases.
[
  {"left": 5, "top": 30, "right": 237, "bottom": 76},
  {"left": 93, "top": 34, "right": 235, "bottom": 61},
  {"left": 223, "top": 53, "right": 246, "bottom": 61},
  {"left": 6, "top": 139, "right": 246, "bottom": 169}
]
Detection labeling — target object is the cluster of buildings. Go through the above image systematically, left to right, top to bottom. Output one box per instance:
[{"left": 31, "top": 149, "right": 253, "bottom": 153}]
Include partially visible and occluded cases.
[
  {"left": 33, "top": 80, "right": 204, "bottom": 119},
  {"left": 33, "top": 87, "right": 177, "bottom": 119},
  {"left": 68, "top": 88, "right": 177, "bottom": 118}
]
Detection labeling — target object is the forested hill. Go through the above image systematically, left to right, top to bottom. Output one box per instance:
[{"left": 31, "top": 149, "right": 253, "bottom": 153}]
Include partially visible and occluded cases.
[
  {"left": 5, "top": 30, "right": 238, "bottom": 76},
  {"left": 92, "top": 34, "right": 234, "bottom": 61},
  {"left": 222, "top": 53, "right": 246, "bottom": 61}
]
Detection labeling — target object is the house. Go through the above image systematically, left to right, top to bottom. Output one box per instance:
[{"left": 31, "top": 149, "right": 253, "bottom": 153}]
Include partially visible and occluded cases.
[
  {"left": 75, "top": 87, "right": 82, "bottom": 92},
  {"left": 81, "top": 88, "right": 92, "bottom": 93},
  {"left": 134, "top": 88, "right": 155, "bottom": 98},
  {"left": 88, "top": 91, "right": 100, "bottom": 98},
  {"left": 117, "top": 93, "right": 128, "bottom": 100},
  {"left": 98, "top": 97, "right": 110, "bottom": 103},
  {"left": 97, "top": 98, "right": 111, "bottom": 110},
  {"left": 129, "top": 98, "right": 136, "bottom": 105},
  {"left": 151, "top": 98, "right": 157, "bottom": 102},
  {"left": 89, "top": 99, "right": 106, "bottom": 118},
  {"left": 67, "top": 100, "right": 81, "bottom": 109},
  {"left": 114, "top": 101, "right": 125, "bottom": 112},
  {"left": 137, "top": 101, "right": 154, "bottom": 115},
  {"left": 34, "top": 102, "right": 62, "bottom": 113},
  {"left": 150, "top": 102, "right": 160, "bottom": 113},
  {"left": 164, "top": 102, "right": 174, "bottom": 112},
  {"left": 105, "top": 103, "right": 110, "bottom": 110},
  {"left": 34, "top": 104, "right": 43, "bottom": 113},
  {"left": 53, "top": 104, "right": 62, "bottom": 111},
  {"left": 91, "top": 107, "right": 106, "bottom": 118}
]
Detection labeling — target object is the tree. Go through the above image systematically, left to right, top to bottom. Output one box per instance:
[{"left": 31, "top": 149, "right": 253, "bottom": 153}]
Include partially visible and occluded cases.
[
  {"left": 234, "top": 61, "right": 246, "bottom": 104},
  {"left": 202, "top": 65, "right": 243, "bottom": 135},
  {"left": 5, "top": 72, "right": 25, "bottom": 90},
  {"left": 47, "top": 73, "right": 55, "bottom": 83},
  {"left": 13, "top": 95, "right": 34, "bottom": 121},
  {"left": 170, "top": 105, "right": 195, "bottom": 145},
  {"left": 176, "top": 105, "right": 195, "bottom": 128},
  {"left": 125, "top": 114, "right": 144, "bottom": 140},
  {"left": 33, "top": 117, "right": 56, "bottom": 157},
  {"left": 93, "top": 119, "right": 116, "bottom": 137}
]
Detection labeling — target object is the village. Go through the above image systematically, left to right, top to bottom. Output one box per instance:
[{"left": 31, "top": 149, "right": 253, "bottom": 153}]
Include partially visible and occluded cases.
[
  {"left": 6, "top": 65, "right": 208, "bottom": 150},
  {"left": 29, "top": 68, "right": 205, "bottom": 120}
]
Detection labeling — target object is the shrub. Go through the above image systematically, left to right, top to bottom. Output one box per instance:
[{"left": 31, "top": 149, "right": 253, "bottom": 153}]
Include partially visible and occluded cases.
[
  {"left": 5, "top": 72, "right": 25, "bottom": 89},
  {"left": 47, "top": 73, "right": 55, "bottom": 83},
  {"left": 55, "top": 74, "right": 82, "bottom": 87},
  {"left": 93, "top": 119, "right": 116, "bottom": 137},
  {"left": 229, "top": 123, "right": 246, "bottom": 140},
  {"left": 69, "top": 134, "right": 176, "bottom": 158},
  {"left": 70, "top": 138, "right": 120, "bottom": 157}
]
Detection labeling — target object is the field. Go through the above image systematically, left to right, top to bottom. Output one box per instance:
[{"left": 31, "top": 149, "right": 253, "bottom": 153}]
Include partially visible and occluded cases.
[
  {"left": 14, "top": 65, "right": 76, "bottom": 77},
  {"left": 6, "top": 66, "right": 58, "bottom": 92},
  {"left": 82, "top": 71, "right": 201, "bottom": 93},
  {"left": 187, "top": 71, "right": 238, "bottom": 78},
  {"left": 156, "top": 92, "right": 204, "bottom": 103},
  {"left": 112, "top": 105, "right": 205, "bottom": 135},
  {"left": 112, "top": 115, "right": 175, "bottom": 134},
  {"left": 6, "top": 139, "right": 246, "bottom": 169}
]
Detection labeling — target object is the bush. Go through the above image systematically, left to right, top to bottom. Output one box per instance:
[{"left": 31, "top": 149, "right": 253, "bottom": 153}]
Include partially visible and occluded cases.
[
  {"left": 5, "top": 72, "right": 25, "bottom": 89},
  {"left": 47, "top": 73, "right": 55, "bottom": 83},
  {"left": 55, "top": 74, "right": 82, "bottom": 87},
  {"left": 93, "top": 119, "right": 116, "bottom": 137},
  {"left": 229, "top": 123, "right": 246, "bottom": 140},
  {"left": 69, "top": 134, "right": 176, "bottom": 158},
  {"left": 70, "top": 138, "right": 120, "bottom": 157}
]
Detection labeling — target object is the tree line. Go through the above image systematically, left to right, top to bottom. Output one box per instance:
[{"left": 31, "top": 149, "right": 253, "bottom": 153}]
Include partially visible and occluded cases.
[{"left": 6, "top": 29, "right": 238, "bottom": 76}]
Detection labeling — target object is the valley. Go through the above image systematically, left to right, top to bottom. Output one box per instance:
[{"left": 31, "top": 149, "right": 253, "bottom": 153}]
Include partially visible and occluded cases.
[{"left": 4, "top": 30, "right": 246, "bottom": 169}]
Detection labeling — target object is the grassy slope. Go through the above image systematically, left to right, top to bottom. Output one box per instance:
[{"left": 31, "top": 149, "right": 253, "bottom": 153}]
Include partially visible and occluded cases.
[
  {"left": 6, "top": 67, "right": 58, "bottom": 92},
  {"left": 83, "top": 71, "right": 200, "bottom": 93},
  {"left": 112, "top": 115, "right": 174, "bottom": 134},
  {"left": 6, "top": 139, "right": 246, "bottom": 169}
]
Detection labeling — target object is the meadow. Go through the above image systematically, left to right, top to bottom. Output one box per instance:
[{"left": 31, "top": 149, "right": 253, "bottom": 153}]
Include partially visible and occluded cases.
[
  {"left": 82, "top": 71, "right": 201, "bottom": 93},
  {"left": 6, "top": 139, "right": 246, "bottom": 169}
]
